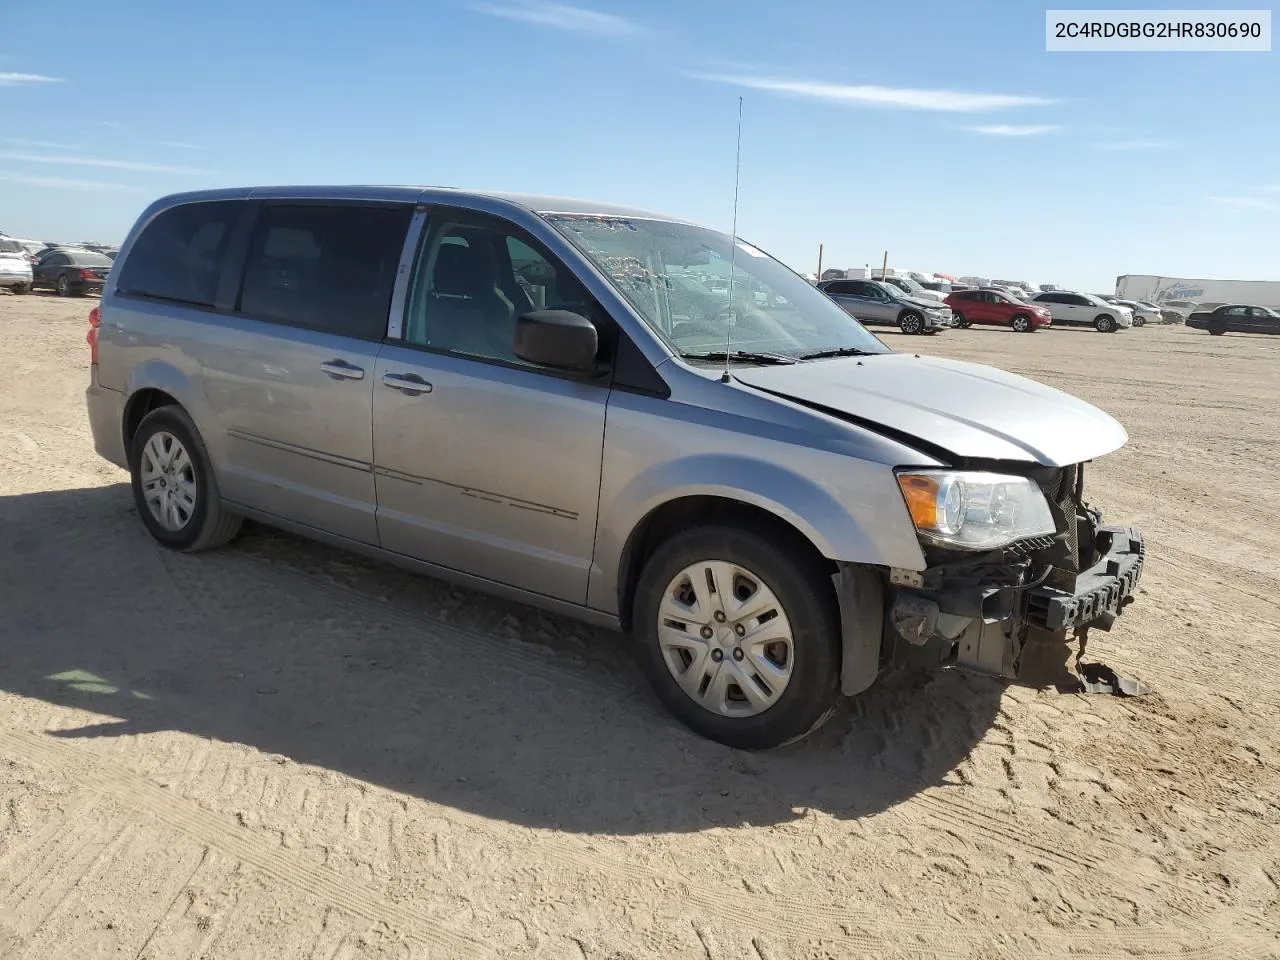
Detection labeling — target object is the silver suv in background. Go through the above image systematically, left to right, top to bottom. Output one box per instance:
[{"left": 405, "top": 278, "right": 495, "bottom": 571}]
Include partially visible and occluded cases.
[
  {"left": 86, "top": 186, "right": 1145, "bottom": 749},
  {"left": 0, "top": 238, "right": 33, "bottom": 294},
  {"left": 817, "top": 278, "right": 953, "bottom": 333},
  {"left": 1031, "top": 290, "right": 1133, "bottom": 332}
]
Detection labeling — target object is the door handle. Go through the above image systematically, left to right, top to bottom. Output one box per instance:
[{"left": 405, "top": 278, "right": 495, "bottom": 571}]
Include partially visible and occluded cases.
[
  {"left": 320, "top": 359, "right": 365, "bottom": 380},
  {"left": 382, "top": 372, "right": 433, "bottom": 395}
]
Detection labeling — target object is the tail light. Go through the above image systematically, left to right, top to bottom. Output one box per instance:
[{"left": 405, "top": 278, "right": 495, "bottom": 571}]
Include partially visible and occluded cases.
[
  {"left": 79, "top": 268, "right": 98, "bottom": 280},
  {"left": 87, "top": 306, "right": 100, "bottom": 364}
]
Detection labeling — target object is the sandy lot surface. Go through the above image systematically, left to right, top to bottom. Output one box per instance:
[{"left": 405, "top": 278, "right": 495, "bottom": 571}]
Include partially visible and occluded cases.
[{"left": 1, "top": 291, "right": 1277, "bottom": 959}]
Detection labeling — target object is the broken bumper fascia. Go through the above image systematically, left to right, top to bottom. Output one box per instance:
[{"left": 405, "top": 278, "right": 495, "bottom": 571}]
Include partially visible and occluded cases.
[{"left": 874, "top": 525, "right": 1145, "bottom": 682}]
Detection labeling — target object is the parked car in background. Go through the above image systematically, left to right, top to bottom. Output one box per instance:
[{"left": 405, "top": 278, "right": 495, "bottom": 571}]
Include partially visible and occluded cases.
[
  {"left": 86, "top": 184, "right": 1145, "bottom": 749},
  {"left": 0, "top": 238, "right": 34, "bottom": 294},
  {"left": 31, "top": 248, "right": 113, "bottom": 296},
  {"left": 875, "top": 273, "right": 946, "bottom": 303},
  {"left": 958, "top": 276, "right": 992, "bottom": 288},
  {"left": 818, "top": 278, "right": 953, "bottom": 333},
  {"left": 945, "top": 288, "right": 1052, "bottom": 332},
  {"left": 1030, "top": 291, "right": 1132, "bottom": 332},
  {"left": 1112, "top": 299, "right": 1159, "bottom": 327},
  {"left": 1158, "top": 299, "right": 1198, "bottom": 324},
  {"left": 1185, "top": 303, "right": 1280, "bottom": 336}
]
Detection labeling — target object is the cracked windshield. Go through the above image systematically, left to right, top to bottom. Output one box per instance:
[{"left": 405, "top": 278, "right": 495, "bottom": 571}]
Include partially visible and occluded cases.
[{"left": 548, "top": 215, "right": 890, "bottom": 359}]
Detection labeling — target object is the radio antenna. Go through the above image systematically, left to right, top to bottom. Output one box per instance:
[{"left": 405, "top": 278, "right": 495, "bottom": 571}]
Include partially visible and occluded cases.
[{"left": 721, "top": 95, "right": 744, "bottom": 384}]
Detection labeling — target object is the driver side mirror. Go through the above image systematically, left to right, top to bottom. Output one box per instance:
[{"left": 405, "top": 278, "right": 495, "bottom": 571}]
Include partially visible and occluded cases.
[{"left": 514, "top": 310, "right": 599, "bottom": 372}]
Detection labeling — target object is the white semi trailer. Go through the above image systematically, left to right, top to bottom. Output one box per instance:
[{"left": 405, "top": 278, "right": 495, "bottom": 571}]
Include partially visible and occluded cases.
[{"left": 1116, "top": 274, "right": 1280, "bottom": 309}]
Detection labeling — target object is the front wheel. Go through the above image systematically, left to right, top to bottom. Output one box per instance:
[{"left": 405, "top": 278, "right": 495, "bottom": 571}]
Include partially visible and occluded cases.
[
  {"left": 899, "top": 312, "right": 925, "bottom": 335},
  {"left": 1010, "top": 314, "right": 1031, "bottom": 333},
  {"left": 1094, "top": 314, "right": 1116, "bottom": 333},
  {"left": 1209, "top": 324, "right": 1226, "bottom": 336},
  {"left": 129, "top": 405, "right": 243, "bottom": 552},
  {"left": 633, "top": 526, "right": 842, "bottom": 750}
]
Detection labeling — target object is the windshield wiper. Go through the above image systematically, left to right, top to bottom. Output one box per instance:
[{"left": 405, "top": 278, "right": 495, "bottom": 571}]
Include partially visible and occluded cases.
[
  {"left": 795, "top": 347, "right": 880, "bottom": 360},
  {"left": 679, "top": 350, "right": 797, "bottom": 365}
]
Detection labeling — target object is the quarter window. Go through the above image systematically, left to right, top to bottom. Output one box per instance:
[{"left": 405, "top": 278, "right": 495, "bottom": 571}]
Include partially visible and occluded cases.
[
  {"left": 116, "top": 200, "right": 239, "bottom": 307},
  {"left": 239, "top": 203, "right": 412, "bottom": 338}
]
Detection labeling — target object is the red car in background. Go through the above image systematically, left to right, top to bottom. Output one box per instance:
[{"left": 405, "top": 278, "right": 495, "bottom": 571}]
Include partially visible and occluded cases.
[{"left": 945, "top": 288, "right": 1053, "bottom": 332}]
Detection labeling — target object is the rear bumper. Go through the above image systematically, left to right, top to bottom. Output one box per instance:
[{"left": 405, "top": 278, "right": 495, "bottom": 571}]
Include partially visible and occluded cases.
[{"left": 86, "top": 375, "right": 128, "bottom": 470}]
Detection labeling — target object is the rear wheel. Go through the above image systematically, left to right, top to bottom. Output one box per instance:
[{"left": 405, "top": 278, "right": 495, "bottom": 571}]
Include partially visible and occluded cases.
[
  {"left": 55, "top": 274, "right": 71, "bottom": 297},
  {"left": 11, "top": 283, "right": 29, "bottom": 295},
  {"left": 951, "top": 311, "right": 969, "bottom": 328},
  {"left": 899, "top": 312, "right": 924, "bottom": 335},
  {"left": 1010, "top": 314, "right": 1031, "bottom": 333},
  {"left": 1094, "top": 314, "right": 1116, "bottom": 333},
  {"left": 129, "top": 405, "right": 242, "bottom": 552},
  {"left": 633, "top": 525, "right": 842, "bottom": 750}
]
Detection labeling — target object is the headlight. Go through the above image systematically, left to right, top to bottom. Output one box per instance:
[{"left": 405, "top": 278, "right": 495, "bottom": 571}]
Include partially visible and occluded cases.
[{"left": 895, "top": 471, "right": 1056, "bottom": 550}]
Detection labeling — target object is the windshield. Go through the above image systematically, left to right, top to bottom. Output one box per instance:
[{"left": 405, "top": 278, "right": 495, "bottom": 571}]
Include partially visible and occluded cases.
[{"left": 545, "top": 215, "right": 891, "bottom": 360}]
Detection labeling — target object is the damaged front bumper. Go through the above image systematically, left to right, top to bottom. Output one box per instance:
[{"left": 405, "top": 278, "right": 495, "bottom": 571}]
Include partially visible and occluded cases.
[{"left": 885, "top": 524, "right": 1145, "bottom": 683}]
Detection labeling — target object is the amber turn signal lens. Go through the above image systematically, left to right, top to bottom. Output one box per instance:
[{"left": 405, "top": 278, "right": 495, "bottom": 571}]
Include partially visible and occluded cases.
[{"left": 897, "top": 474, "right": 940, "bottom": 531}]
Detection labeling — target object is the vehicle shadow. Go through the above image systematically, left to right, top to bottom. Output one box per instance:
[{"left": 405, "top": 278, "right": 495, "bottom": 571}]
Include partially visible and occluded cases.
[{"left": 0, "top": 483, "right": 1005, "bottom": 835}]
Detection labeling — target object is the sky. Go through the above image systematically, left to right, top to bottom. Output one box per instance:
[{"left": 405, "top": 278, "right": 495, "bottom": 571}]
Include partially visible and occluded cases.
[{"left": 0, "top": 0, "right": 1277, "bottom": 291}]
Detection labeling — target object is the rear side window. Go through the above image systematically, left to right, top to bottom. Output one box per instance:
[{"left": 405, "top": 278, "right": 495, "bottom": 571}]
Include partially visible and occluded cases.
[
  {"left": 117, "top": 200, "right": 239, "bottom": 306},
  {"left": 238, "top": 203, "right": 411, "bottom": 339}
]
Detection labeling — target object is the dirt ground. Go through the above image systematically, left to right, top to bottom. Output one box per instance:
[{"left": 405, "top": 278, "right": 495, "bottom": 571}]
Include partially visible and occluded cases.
[{"left": 1, "top": 291, "right": 1277, "bottom": 960}]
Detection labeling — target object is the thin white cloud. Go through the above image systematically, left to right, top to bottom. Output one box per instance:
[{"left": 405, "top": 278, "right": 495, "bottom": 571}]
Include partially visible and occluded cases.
[
  {"left": 468, "top": 1, "right": 642, "bottom": 36},
  {"left": 0, "top": 72, "right": 64, "bottom": 86},
  {"left": 694, "top": 74, "right": 1054, "bottom": 112},
  {"left": 96, "top": 121, "right": 125, "bottom": 129},
  {"left": 967, "top": 124, "right": 1060, "bottom": 136},
  {"left": 4, "top": 137, "right": 83, "bottom": 150},
  {"left": 1089, "top": 140, "right": 1178, "bottom": 151},
  {"left": 158, "top": 141, "right": 205, "bottom": 150},
  {"left": 0, "top": 152, "right": 209, "bottom": 174},
  {"left": 0, "top": 170, "right": 136, "bottom": 192},
  {"left": 1207, "top": 195, "right": 1278, "bottom": 211}
]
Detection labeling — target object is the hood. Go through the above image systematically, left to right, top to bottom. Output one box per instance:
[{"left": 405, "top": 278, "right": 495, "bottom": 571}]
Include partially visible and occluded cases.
[
  {"left": 901, "top": 294, "right": 945, "bottom": 310},
  {"left": 733, "top": 353, "right": 1128, "bottom": 466}
]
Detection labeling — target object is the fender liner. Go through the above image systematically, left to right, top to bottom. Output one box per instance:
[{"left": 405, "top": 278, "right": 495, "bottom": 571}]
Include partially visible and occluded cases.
[{"left": 833, "top": 562, "right": 885, "bottom": 696}]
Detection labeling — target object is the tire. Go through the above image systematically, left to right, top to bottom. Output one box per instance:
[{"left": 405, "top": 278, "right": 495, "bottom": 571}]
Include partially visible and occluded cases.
[
  {"left": 55, "top": 274, "right": 71, "bottom": 297},
  {"left": 11, "top": 283, "right": 30, "bottom": 295},
  {"left": 899, "top": 312, "right": 925, "bottom": 335},
  {"left": 951, "top": 312, "right": 969, "bottom": 329},
  {"left": 1010, "top": 314, "right": 1031, "bottom": 333},
  {"left": 1094, "top": 314, "right": 1116, "bottom": 333},
  {"left": 1133, "top": 316, "right": 1145, "bottom": 327},
  {"left": 1209, "top": 324, "right": 1226, "bottom": 336},
  {"left": 129, "top": 405, "right": 242, "bottom": 552},
  {"left": 633, "top": 525, "right": 843, "bottom": 750}
]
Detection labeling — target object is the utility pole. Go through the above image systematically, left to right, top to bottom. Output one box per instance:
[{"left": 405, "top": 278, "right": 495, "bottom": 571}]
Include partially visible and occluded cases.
[
  {"left": 816, "top": 243, "right": 823, "bottom": 280},
  {"left": 881, "top": 250, "right": 889, "bottom": 280}
]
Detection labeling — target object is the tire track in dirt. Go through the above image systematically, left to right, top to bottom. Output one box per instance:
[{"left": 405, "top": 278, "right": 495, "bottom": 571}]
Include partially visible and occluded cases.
[
  {"left": 5, "top": 717, "right": 1270, "bottom": 958},
  {"left": 0, "top": 728, "right": 495, "bottom": 959}
]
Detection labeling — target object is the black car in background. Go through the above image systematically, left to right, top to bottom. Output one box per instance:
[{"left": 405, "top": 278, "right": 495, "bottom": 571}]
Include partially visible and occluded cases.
[
  {"left": 31, "top": 248, "right": 113, "bottom": 297},
  {"left": 1185, "top": 303, "right": 1280, "bottom": 336}
]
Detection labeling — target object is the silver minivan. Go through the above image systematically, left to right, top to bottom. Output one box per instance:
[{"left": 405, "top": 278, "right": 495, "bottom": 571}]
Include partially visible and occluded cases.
[{"left": 86, "top": 186, "right": 1145, "bottom": 749}]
